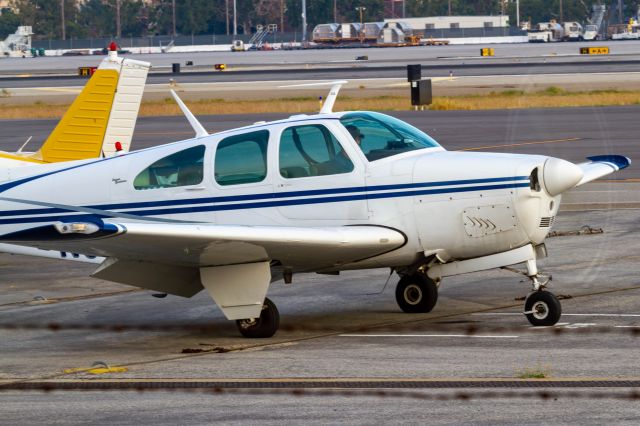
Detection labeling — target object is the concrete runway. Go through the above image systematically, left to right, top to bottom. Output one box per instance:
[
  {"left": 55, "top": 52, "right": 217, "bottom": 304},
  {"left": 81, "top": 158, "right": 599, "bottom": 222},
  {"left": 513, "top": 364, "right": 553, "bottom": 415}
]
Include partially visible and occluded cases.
[{"left": 0, "top": 107, "right": 639, "bottom": 422}]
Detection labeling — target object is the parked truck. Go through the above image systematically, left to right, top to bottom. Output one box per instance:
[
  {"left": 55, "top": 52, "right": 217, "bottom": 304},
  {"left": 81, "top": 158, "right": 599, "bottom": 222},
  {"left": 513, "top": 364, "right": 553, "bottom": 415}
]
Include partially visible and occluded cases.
[
  {"left": 528, "top": 21, "right": 564, "bottom": 42},
  {"left": 562, "top": 22, "right": 584, "bottom": 40},
  {"left": 583, "top": 24, "right": 599, "bottom": 40}
]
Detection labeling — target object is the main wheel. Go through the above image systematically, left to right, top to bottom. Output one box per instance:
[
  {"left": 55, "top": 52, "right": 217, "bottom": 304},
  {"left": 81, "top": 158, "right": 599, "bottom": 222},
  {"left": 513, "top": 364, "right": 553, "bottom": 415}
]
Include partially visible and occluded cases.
[
  {"left": 395, "top": 273, "right": 438, "bottom": 313},
  {"left": 524, "top": 291, "right": 561, "bottom": 326},
  {"left": 236, "top": 297, "right": 280, "bottom": 338}
]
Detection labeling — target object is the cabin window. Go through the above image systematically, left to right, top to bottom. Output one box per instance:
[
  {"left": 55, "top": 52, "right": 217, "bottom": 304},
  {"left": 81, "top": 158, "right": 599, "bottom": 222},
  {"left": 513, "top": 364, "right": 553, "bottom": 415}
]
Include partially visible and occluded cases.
[
  {"left": 483, "top": 22, "right": 493, "bottom": 28},
  {"left": 425, "top": 23, "right": 435, "bottom": 30},
  {"left": 450, "top": 23, "right": 460, "bottom": 29},
  {"left": 340, "top": 112, "right": 440, "bottom": 161},
  {"left": 279, "top": 124, "right": 354, "bottom": 179},
  {"left": 215, "top": 130, "right": 269, "bottom": 186},
  {"left": 133, "top": 145, "right": 205, "bottom": 190}
]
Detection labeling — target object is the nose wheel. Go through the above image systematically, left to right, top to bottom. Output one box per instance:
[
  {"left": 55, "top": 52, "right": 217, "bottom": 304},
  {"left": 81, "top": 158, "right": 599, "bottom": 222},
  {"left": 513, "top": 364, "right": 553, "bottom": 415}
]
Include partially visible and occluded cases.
[
  {"left": 395, "top": 273, "right": 438, "bottom": 313},
  {"left": 524, "top": 290, "right": 562, "bottom": 326},
  {"left": 236, "top": 297, "right": 279, "bottom": 338}
]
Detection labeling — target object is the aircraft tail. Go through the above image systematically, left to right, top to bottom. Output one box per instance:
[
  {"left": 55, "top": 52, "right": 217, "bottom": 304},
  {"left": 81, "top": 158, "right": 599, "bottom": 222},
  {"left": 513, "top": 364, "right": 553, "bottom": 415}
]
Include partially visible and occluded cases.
[{"left": 31, "top": 48, "right": 150, "bottom": 163}]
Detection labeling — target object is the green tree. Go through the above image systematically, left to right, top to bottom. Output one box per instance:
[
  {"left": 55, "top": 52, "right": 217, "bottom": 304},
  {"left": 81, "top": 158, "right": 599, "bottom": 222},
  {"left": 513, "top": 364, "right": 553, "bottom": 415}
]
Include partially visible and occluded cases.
[
  {"left": 11, "top": 0, "right": 78, "bottom": 38},
  {"left": 0, "top": 9, "right": 21, "bottom": 38}
]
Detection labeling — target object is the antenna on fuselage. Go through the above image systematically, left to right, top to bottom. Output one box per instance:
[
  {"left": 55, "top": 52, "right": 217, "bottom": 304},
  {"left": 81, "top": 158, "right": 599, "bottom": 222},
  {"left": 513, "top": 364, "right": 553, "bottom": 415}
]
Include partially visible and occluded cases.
[
  {"left": 279, "top": 80, "right": 348, "bottom": 114},
  {"left": 169, "top": 89, "right": 208, "bottom": 138},
  {"left": 16, "top": 136, "right": 32, "bottom": 154}
]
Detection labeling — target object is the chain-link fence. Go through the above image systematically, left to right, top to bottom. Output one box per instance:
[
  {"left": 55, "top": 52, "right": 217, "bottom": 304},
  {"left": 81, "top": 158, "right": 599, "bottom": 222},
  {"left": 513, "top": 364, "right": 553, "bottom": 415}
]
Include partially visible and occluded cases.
[{"left": 31, "top": 32, "right": 305, "bottom": 50}]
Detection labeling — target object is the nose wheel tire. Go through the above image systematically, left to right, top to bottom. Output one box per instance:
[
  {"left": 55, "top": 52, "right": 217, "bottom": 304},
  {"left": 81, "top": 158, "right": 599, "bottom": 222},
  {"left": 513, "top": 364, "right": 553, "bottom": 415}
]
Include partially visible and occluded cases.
[
  {"left": 395, "top": 273, "right": 438, "bottom": 313},
  {"left": 524, "top": 290, "right": 561, "bottom": 327},
  {"left": 236, "top": 297, "right": 279, "bottom": 338}
]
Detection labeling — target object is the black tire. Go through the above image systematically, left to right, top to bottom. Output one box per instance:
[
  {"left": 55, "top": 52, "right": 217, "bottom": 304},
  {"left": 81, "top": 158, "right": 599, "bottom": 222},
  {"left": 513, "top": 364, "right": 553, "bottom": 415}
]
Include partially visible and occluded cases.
[
  {"left": 395, "top": 273, "right": 438, "bottom": 313},
  {"left": 524, "top": 291, "right": 562, "bottom": 326},
  {"left": 236, "top": 297, "right": 279, "bottom": 338}
]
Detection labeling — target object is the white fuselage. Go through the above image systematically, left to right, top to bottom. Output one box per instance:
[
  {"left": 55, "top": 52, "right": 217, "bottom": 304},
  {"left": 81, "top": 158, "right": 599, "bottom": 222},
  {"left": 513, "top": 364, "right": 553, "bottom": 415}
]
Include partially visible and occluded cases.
[{"left": 0, "top": 112, "right": 559, "bottom": 273}]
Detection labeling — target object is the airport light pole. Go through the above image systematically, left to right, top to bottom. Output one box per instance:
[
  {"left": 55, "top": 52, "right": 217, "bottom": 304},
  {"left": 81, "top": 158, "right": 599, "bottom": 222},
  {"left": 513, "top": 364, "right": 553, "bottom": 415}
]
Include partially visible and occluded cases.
[
  {"left": 60, "top": 0, "right": 65, "bottom": 41},
  {"left": 116, "top": 0, "right": 121, "bottom": 39},
  {"left": 172, "top": 0, "right": 176, "bottom": 37},
  {"left": 225, "top": 0, "right": 229, "bottom": 35},
  {"left": 233, "top": 0, "right": 237, "bottom": 36},
  {"left": 302, "top": 0, "right": 307, "bottom": 42},
  {"left": 559, "top": 0, "right": 563, "bottom": 23},
  {"left": 356, "top": 6, "right": 366, "bottom": 43}
]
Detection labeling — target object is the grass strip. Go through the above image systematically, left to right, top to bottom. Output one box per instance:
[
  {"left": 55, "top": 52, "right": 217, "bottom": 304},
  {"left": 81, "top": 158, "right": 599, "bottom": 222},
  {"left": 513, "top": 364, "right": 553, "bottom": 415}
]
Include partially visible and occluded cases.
[{"left": 0, "top": 87, "right": 639, "bottom": 119}]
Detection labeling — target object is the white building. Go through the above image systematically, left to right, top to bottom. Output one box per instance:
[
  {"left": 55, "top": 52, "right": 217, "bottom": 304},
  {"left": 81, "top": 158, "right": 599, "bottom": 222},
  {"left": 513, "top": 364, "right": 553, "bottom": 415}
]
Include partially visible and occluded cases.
[{"left": 385, "top": 16, "right": 509, "bottom": 30}]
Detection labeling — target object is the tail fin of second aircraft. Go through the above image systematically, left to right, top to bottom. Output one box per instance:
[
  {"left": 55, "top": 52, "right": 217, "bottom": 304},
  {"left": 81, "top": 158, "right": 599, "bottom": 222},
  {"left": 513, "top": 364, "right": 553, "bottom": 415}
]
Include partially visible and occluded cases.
[{"left": 31, "top": 46, "right": 150, "bottom": 163}]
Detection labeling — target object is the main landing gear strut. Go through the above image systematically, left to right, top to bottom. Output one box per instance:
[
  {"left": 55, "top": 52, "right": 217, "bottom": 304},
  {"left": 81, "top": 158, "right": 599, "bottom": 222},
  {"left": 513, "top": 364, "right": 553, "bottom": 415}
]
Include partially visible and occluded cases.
[
  {"left": 395, "top": 271, "right": 439, "bottom": 314},
  {"left": 236, "top": 298, "right": 280, "bottom": 338}
]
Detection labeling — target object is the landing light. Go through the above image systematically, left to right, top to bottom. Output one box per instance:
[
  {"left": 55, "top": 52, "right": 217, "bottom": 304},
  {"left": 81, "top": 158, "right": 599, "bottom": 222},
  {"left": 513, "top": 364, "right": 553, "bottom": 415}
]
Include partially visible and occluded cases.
[{"left": 54, "top": 222, "right": 100, "bottom": 235}]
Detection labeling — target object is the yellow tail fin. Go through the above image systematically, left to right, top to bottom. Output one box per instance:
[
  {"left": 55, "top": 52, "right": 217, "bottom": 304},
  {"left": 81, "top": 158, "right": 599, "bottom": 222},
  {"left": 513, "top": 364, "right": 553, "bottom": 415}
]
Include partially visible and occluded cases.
[{"left": 32, "top": 68, "right": 119, "bottom": 163}]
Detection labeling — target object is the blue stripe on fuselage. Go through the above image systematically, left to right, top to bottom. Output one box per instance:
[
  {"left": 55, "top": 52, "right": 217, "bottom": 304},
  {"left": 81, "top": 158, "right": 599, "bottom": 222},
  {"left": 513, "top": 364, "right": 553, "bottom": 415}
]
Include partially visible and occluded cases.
[
  {"left": 0, "top": 176, "right": 529, "bottom": 219},
  {"left": 0, "top": 180, "right": 530, "bottom": 225}
]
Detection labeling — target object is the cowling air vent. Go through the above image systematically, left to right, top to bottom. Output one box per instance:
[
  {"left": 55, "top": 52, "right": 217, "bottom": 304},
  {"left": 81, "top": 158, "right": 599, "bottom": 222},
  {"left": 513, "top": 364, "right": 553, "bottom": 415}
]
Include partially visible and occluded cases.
[{"left": 539, "top": 216, "right": 555, "bottom": 228}]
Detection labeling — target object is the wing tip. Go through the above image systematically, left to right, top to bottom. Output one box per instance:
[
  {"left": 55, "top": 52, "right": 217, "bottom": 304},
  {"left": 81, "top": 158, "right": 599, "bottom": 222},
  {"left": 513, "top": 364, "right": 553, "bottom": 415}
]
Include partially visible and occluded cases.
[{"left": 586, "top": 155, "right": 631, "bottom": 170}]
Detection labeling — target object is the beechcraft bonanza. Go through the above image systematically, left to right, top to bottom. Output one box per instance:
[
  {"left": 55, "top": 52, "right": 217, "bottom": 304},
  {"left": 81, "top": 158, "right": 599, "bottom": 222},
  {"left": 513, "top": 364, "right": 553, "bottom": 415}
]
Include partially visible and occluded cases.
[{"left": 0, "top": 82, "right": 629, "bottom": 338}]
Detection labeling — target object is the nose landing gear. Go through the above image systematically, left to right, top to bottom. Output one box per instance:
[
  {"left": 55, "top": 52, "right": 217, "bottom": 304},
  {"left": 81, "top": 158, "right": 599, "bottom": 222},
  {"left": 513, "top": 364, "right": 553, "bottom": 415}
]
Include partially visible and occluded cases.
[
  {"left": 522, "top": 259, "right": 561, "bottom": 327},
  {"left": 524, "top": 290, "right": 562, "bottom": 326}
]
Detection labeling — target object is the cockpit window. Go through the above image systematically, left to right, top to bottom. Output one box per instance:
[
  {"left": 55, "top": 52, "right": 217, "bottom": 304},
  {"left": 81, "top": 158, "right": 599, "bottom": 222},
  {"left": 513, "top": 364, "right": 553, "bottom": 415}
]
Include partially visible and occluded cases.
[
  {"left": 340, "top": 112, "right": 441, "bottom": 161},
  {"left": 279, "top": 124, "right": 354, "bottom": 178},
  {"left": 133, "top": 145, "right": 205, "bottom": 190}
]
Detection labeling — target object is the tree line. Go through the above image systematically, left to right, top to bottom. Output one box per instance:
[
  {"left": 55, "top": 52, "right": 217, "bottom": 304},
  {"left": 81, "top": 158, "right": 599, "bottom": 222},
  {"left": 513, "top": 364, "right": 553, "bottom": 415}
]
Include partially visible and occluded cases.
[{"left": 0, "top": 1, "right": 639, "bottom": 40}]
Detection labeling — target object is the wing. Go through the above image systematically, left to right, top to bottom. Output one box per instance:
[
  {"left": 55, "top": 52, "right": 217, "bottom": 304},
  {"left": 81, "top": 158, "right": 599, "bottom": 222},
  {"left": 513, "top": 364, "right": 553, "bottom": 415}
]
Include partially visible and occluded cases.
[
  {"left": 575, "top": 155, "right": 631, "bottom": 187},
  {"left": 0, "top": 221, "right": 405, "bottom": 319},
  {"left": 0, "top": 221, "right": 405, "bottom": 269}
]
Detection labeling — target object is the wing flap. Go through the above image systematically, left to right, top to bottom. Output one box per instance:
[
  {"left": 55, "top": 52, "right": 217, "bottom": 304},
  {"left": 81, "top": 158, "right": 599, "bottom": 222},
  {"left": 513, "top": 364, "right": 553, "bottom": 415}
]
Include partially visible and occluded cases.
[
  {"left": 576, "top": 155, "right": 631, "bottom": 187},
  {"left": 0, "top": 222, "right": 406, "bottom": 270}
]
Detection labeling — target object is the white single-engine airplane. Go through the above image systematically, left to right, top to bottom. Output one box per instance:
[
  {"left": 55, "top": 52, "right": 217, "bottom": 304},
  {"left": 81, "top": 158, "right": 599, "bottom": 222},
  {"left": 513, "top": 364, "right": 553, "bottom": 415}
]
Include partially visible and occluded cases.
[{"left": 0, "top": 83, "right": 629, "bottom": 338}]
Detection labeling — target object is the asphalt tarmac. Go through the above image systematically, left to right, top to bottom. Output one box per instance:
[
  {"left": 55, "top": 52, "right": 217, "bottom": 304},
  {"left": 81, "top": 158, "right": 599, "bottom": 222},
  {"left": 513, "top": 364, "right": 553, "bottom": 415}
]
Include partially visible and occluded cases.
[
  {"left": 0, "top": 39, "right": 636, "bottom": 72},
  {"left": 1, "top": 40, "right": 640, "bottom": 88},
  {"left": 0, "top": 107, "right": 639, "bottom": 423},
  {"left": 1, "top": 107, "right": 637, "bottom": 178},
  {"left": 1, "top": 209, "right": 639, "bottom": 423}
]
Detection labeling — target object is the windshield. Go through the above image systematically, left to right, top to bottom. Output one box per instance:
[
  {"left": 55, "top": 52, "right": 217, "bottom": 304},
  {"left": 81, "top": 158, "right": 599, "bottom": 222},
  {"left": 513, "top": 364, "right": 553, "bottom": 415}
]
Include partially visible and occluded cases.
[{"left": 339, "top": 112, "right": 441, "bottom": 161}]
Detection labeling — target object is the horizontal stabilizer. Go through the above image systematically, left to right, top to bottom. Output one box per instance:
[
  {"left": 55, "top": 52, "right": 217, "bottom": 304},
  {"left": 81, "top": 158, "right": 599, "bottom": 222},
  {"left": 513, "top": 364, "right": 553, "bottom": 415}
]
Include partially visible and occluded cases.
[{"left": 576, "top": 155, "right": 631, "bottom": 187}]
